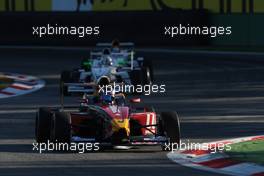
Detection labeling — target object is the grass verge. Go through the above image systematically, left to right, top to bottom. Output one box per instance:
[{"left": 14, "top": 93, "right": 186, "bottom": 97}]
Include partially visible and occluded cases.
[{"left": 225, "top": 139, "right": 264, "bottom": 165}]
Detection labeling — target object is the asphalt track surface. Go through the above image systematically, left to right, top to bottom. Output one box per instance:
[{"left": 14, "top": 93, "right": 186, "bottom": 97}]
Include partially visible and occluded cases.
[{"left": 0, "top": 47, "right": 263, "bottom": 176}]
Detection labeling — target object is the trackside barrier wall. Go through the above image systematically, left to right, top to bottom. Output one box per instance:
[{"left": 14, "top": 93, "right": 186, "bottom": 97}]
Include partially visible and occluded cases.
[
  {"left": 0, "top": 11, "right": 209, "bottom": 46},
  {"left": 0, "top": 11, "right": 263, "bottom": 47},
  {"left": 209, "top": 14, "right": 264, "bottom": 47}
]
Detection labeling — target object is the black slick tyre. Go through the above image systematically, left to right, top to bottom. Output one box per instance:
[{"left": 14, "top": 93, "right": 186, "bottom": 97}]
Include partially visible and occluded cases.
[
  {"left": 35, "top": 108, "right": 53, "bottom": 143},
  {"left": 160, "top": 111, "right": 181, "bottom": 150},
  {"left": 51, "top": 112, "right": 72, "bottom": 143}
]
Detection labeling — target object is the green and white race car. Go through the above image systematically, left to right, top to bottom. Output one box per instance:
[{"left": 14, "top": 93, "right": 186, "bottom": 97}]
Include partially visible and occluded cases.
[{"left": 60, "top": 42, "right": 153, "bottom": 96}]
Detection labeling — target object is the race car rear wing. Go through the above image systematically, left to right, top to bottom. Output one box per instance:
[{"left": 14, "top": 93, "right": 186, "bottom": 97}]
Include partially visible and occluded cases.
[
  {"left": 92, "top": 42, "right": 135, "bottom": 53},
  {"left": 96, "top": 42, "right": 134, "bottom": 48},
  {"left": 90, "top": 51, "right": 135, "bottom": 70},
  {"left": 90, "top": 51, "right": 133, "bottom": 59}
]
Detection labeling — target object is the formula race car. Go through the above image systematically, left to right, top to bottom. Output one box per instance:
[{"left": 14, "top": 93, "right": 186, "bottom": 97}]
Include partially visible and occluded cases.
[
  {"left": 60, "top": 42, "right": 153, "bottom": 96},
  {"left": 35, "top": 83, "right": 180, "bottom": 151}
]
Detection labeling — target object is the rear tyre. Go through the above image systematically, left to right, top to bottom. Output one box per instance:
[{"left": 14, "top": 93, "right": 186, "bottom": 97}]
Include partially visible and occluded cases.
[
  {"left": 143, "top": 59, "right": 154, "bottom": 82},
  {"left": 130, "top": 67, "right": 152, "bottom": 86},
  {"left": 142, "top": 67, "right": 152, "bottom": 85},
  {"left": 129, "top": 69, "right": 151, "bottom": 95},
  {"left": 35, "top": 108, "right": 53, "bottom": 143},
  {"left": 51, "top": 112, "right": 72, "bottom": 143},
  {"left": 160, "top": 112, "right": 180, "bottom": 150}
]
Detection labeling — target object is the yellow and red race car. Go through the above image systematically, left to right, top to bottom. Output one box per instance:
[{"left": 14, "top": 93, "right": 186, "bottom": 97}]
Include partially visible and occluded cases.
[{"left": 35, "top": 85, "right": 180, "bottom": 150}]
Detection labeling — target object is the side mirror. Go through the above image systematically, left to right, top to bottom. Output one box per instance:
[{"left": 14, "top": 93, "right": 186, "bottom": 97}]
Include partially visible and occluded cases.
[{"left": 130, "top": 98, "right": 141, "bottom": 103}]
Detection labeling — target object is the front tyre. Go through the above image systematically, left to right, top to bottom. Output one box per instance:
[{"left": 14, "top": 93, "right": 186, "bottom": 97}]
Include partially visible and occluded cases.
[
  {"left": 160, "top": 111, "right": 180, "bottom": 150},
  {"left": 51, "top": 112, "right": 72, "bottom": 143}
]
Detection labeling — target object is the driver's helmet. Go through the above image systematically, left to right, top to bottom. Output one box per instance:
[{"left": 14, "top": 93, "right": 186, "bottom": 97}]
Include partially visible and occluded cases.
[
  {"left": 111, "top": 39, "right": 120, "bottom": 53},
  {"left": 101, "top": 48, "right": 113, "bottom": 66},
  {"left": 103, "top": 48, "right": 111, "bottom": 55},
  {"left": 101, "top": 55, "right": 113, "bottom": 66},
  {"left": 101, "top": 91, "right": 115, "bottom": 105}
]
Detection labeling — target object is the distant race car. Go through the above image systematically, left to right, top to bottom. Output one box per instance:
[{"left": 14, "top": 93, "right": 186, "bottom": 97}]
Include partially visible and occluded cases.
[
  {"left": 60, "top": 42, "right": 153, "bottom": 96},
  {"left": 35, "top": 83, "right": 180, "bottom": 150}
]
